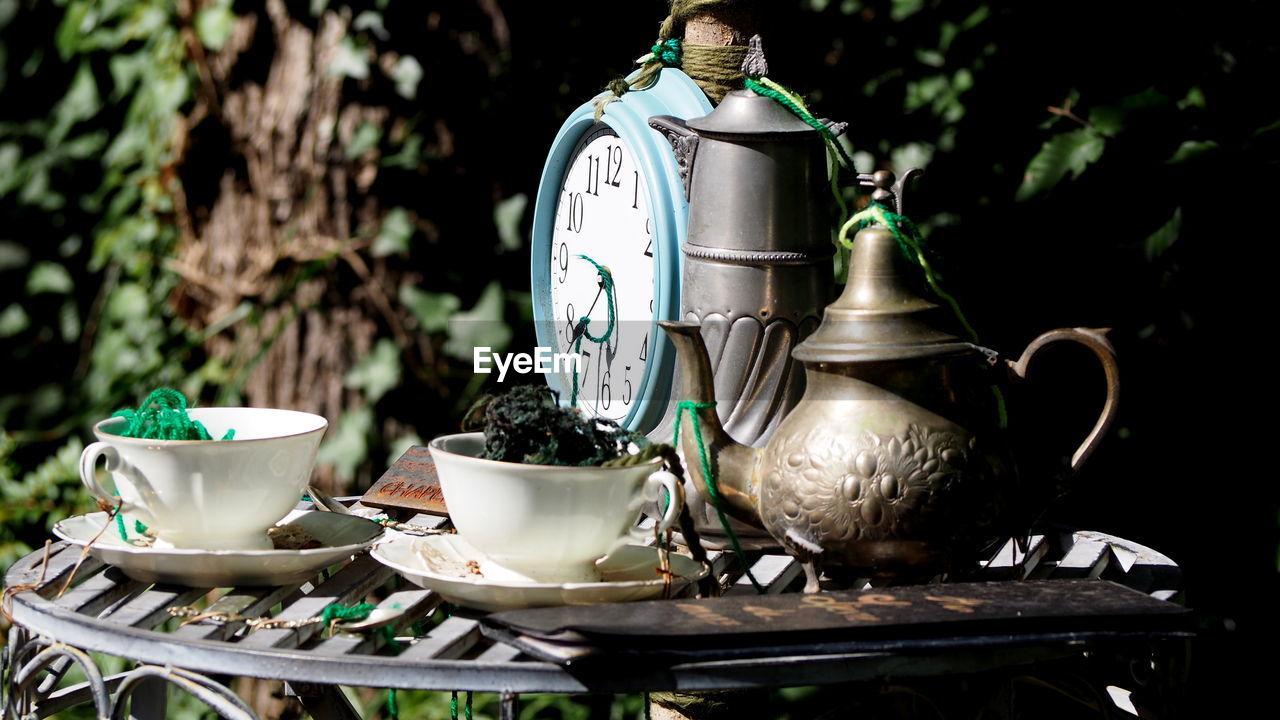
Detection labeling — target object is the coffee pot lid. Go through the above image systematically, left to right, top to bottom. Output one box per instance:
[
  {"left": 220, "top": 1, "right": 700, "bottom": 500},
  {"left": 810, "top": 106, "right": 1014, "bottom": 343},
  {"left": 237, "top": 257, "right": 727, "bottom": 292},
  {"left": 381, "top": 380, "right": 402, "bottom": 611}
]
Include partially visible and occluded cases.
[
  {"left": 685, "top": 36, "right": 837, "bottom": 139},
  {"left": 686, "top": 89, "right": 819, "bottom": 137},
  {"left": 793, "top": 171, "right": 974, "bottom": 363}
]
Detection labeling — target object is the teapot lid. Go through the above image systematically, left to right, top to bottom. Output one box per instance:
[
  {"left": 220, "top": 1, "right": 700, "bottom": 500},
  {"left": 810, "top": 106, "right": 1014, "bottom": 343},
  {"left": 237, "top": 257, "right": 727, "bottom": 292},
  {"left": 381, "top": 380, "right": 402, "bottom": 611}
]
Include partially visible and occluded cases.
[{"left": 793, "top": 173, "right": 974, "bottom": 363}]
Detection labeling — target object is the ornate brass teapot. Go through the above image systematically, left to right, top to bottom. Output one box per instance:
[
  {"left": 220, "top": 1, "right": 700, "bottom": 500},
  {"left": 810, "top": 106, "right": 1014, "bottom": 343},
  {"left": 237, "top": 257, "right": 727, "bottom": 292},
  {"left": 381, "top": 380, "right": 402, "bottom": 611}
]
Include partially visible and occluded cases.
[{"left": 661, "top": 176, "right": 1119, "bottom": 591}]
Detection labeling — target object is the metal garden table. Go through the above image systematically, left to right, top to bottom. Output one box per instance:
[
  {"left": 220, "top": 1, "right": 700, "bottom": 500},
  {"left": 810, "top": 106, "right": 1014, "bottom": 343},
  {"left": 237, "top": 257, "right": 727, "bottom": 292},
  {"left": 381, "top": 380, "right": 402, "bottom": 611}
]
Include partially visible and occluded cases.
[{"left": 2, "top": 501, "right": 1190, "bottom": 720}]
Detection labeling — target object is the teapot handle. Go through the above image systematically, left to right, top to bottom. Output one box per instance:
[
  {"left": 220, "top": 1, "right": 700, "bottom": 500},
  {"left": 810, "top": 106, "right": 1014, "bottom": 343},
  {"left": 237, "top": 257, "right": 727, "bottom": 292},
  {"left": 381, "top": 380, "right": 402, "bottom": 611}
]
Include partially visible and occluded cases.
[{"left": 1007, "top": 328, "right": 1120, "bottom": 473}]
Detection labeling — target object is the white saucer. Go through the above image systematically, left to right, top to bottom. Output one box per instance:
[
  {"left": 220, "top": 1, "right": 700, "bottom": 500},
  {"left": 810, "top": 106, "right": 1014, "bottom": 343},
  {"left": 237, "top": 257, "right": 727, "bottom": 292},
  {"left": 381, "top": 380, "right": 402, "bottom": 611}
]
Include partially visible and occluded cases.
[
  {"left": 53, "top": 510, "right": 383, "bottom": 587},
  {"left": 371, "top": 532, "right": 709, "bottom": 612}
]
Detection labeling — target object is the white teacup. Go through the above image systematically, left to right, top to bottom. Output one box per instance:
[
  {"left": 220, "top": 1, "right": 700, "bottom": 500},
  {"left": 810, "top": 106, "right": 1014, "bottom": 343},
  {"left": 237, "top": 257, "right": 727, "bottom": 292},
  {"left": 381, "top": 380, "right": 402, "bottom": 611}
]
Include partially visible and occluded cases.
[
  {"left": 79, "top": 407, "right": 328, "bottom": 550},
  {"left": 428, "top": 432, "right": 683, "bottom": 584}
]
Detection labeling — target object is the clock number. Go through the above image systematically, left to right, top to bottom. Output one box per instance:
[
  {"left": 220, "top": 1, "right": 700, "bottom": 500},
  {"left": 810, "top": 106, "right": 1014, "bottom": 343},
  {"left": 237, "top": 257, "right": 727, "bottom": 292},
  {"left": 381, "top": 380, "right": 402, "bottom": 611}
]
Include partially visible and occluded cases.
[
  {"left": 609, "top": 146, "right": 623, "bottom": 186},
  {"left": 585, "top": 155, "right": 600, "bottom": 196},
  {"left": 632, "top": 171, "right": 639, "bottom": 209},
  {"left": 566, "top": 192, "right": 584, "bottom": 233},
  {"left": 643, "top": 239, "right": 653, "bottom": 258},
  {"left": 557, "top": 242, "right": 569, "bottom": 283},
  {"left": 564, "top": 303, "right": 576, "bottom": 346},
  {"left": 639, "top": 334, "right": 647, "bottom": 362},
  {"left": 579, "top": 349, "right": 592, "bottom": 397},
  {"left": 623, "top": 365, "right": 632, "bottom": 405},
  {"left": 600, "top": 371, "right": 611, "bottom": 411}
]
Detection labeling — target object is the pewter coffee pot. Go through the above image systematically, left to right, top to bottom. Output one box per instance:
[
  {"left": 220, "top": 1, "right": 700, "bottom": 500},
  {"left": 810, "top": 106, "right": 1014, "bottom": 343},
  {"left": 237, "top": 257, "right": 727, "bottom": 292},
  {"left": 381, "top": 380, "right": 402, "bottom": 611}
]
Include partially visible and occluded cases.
[
  {"left": 647, "top": 45, "right": 842, "bottom": 546},
  {"left": 647, "top": 46, "right": 839, "bottom": 447},
  {"left": 661, "top": 174, "right": 1120, "bottom": 591}
]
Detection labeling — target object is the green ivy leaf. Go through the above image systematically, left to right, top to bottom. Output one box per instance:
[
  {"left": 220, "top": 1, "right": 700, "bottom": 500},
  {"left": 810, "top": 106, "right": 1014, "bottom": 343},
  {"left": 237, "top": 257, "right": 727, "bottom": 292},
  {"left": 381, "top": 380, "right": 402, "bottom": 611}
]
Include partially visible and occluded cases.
[
  {"left": 891, "top": 0, "right": 924, "bottom": 22},
  {"left": 195, "top": 4, "right": 236, "bottom": 51},
  {"left": 353, "top": 11, "right": 389, "bottom": 41},
  {"left": 328, "top": 36, "right": 369, "bottom": 79},
  {"left": 391, "top": 55, "right": 423, "bottom": 100},
  {"left": 52, "top": 61, "right": 102, "bottom": 144},
  {"left": 1088, "top": 106, "right": 1125, "bottom": 137},
  {"left": 345, "top": 121, "right": 382, "bottom": 160},
  {"left": 1016, "top": 128, "right": 1105, "bottom": 201},
  {"left": 1166, "top": 140, "right": 1218, "bottom": 164},
  {"left": 0, "top": 143, "right": 22, "bottom": 197},
  {"left": 494, "top": 193, "right": 527, "bottom": 252},
  {"left": 371, "top": 206, "right": 412, "bottom": 256},
  {"left": 1144, "top": 208, "right": 1181, "bottom": 261},
  {"left": 0, "top": 240, "right": 30, "bottom": 271},
  {"left": 27, "top": 262, "right": 73, "bottom": 295},
  {"left": 444, "top": 281, "right": 511, "bottom": 361},
  {"left": 400, "top": 285, "right": 460, "bottom": 333},
  {"left": 0, "top": 305, "right": 30, "bottom": 338},
  {"left": 344, "top": 338, "right": 402, "bottom": 403},
  {"left": 316, "top": 406, "right": 373, "bottom": 482},
  {"left": 387, "top": 433, "right": 422, "bottom": 468}
]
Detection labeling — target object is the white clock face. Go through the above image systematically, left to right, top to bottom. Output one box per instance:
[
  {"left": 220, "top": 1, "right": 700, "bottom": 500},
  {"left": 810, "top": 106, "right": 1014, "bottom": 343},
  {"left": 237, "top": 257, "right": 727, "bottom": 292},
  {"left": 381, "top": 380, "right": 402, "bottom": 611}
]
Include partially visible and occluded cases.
[{"left": 549, "top": 126, "right": 655, "bottom": 423}]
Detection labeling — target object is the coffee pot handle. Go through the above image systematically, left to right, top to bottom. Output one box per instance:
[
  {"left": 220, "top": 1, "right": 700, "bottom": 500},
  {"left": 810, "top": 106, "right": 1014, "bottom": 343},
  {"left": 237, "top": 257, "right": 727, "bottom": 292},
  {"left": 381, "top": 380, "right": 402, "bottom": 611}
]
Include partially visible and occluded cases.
[{"left": 1007, "top": 328, "right": 1120, "bottom": 473}]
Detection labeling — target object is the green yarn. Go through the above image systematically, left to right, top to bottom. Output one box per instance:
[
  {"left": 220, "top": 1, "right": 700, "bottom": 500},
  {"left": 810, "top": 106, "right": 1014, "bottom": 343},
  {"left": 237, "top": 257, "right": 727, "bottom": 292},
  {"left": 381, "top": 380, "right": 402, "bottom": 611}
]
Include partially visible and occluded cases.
[
  {"left": 650, "top": 38, "right": 682, "bottom": 66},
  {"left": 744, "top": 76, "right": 854, "bottom": 223},
  {"left": 839, "top": 202, "right": 1009, "bottom": 428},
  {"left": 839, "top": 202, "right": 980, "bottom": 345},
  {"left": 569, "top": 254, "right": 618, "bottom": 408},
  {"left": 111, "top": 388, "right": 234, "bottom": 441},
  {"left": 673, "top": 400, "right": 764, "bottom": 594},
  {"left": 320, "top": 602, "right": 378, "bottom": 625},
  {"left": 386, "top": 687, "right": 398, "bottom": 720},
  {"left": 449, "top": 691, "right": 473, "bottom": 720}
]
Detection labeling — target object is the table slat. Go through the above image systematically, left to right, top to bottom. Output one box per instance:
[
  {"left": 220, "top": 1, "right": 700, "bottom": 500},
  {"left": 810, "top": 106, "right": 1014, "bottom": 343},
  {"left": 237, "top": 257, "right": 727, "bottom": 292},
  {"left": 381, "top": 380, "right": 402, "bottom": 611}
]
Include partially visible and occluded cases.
[
  {"left": 237, "top": 554, "right": 393, "bottom": 650},
  {"left": 52, "top": 566, "right": 146, "bottom": 616},
  {"left": 103, "top": 584, "right": 210, "bottom": 629},
  {"left": 170, "top": 585, "right": 304, "bottom": 642},
  {"left": 397, "top": 617, "right": 481, "bottom": 661}
]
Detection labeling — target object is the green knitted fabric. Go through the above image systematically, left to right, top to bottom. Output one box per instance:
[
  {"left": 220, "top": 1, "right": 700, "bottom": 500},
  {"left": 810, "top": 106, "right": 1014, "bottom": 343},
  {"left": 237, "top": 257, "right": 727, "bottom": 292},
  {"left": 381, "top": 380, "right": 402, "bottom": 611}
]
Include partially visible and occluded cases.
[{"left": 111, "top": 388, "right": 234, "bottom": 441}]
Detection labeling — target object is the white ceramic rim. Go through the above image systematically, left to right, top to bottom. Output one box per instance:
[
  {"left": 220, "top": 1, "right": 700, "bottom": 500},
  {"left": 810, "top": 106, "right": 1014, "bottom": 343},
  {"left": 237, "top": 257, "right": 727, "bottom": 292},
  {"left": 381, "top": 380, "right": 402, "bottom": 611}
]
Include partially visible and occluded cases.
[
  {"left": 92, "top": 407, "right": 329, "bottom": 446},
  {"left": 428, "top": 431, "right": 662, "bottom": 471},
  {"left": 52, "top": 510, "right": 381, "bottom": 557},
  {"left": 371, "top": 533, "right": 707, "bottom": 591}
]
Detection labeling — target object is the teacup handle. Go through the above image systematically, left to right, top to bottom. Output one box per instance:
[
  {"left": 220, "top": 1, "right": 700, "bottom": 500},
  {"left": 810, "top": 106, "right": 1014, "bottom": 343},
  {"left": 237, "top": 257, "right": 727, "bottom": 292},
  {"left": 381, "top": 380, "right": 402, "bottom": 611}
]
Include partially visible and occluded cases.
[
  {"left": 1007, "top": 327, "right": 1120, "bottom": 473},
  {"left": 79, "top": 441, "right": 161, "bottom": 527},
  {"left": 632, "top": 471, "right": 686, "bottom": 538}
]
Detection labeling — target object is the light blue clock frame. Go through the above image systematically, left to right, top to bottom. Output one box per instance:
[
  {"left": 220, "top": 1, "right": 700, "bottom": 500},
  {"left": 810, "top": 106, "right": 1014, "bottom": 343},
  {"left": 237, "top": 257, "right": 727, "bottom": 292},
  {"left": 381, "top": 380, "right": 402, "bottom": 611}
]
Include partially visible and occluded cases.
[{"left": 531, "top": 69, "right": 712, "bottom": 433}]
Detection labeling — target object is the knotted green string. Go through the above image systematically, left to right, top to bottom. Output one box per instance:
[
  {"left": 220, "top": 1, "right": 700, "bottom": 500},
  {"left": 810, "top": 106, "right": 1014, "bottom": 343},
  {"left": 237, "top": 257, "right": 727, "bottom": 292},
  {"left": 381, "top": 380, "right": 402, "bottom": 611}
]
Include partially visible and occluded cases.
[
  {"left": 649, "top": 37, "right": 682, "bottom": 67},
  {"left": 840, "top": 202, "right": 1009, "bottom": 427},
  {"left": 569, "top": 255, "right": 618, "bottom": 407},
  {"left": 673, "top": 400, "right": 763, "bottom": 593}
]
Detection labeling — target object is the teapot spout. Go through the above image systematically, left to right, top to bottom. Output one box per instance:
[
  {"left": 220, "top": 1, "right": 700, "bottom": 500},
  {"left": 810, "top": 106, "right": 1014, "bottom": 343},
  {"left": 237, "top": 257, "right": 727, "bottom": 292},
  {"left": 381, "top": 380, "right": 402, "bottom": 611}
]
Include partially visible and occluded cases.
[{"left": 659, "top": 321, "right": 762, "bottom": 526}]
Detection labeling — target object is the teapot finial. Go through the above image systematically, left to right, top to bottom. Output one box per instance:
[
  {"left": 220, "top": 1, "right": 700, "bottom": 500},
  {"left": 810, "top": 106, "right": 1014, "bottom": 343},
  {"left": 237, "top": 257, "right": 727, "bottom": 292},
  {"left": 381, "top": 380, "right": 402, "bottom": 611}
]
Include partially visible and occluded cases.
[
  {"left": 742, "top": 35, "right": 768, "bottom": 78},
  {"left": 856, "top": 167, "right": 924, "bottom": 215}
]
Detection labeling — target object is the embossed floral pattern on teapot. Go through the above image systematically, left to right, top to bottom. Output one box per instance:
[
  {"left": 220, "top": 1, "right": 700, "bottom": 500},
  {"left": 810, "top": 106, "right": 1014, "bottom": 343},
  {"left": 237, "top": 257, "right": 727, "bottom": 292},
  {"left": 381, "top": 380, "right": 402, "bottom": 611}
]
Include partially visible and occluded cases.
[{"left": 662, "top": 178, "right": 1119, "bottom": 591}]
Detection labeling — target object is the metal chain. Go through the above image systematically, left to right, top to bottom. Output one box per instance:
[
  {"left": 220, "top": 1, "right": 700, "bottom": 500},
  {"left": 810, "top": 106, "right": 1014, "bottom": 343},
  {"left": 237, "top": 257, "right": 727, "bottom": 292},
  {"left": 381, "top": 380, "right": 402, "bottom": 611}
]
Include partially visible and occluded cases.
[{"left": 167, "top": 606, "right": 340, "bottom": 632}]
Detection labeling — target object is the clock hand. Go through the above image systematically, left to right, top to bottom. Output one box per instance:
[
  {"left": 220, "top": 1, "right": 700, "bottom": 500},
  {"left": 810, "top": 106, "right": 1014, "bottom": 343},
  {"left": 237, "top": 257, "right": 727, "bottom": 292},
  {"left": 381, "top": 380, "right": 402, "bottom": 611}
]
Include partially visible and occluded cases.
[{"left": 569, "top": 283, "right": 606, "bottom": 346}]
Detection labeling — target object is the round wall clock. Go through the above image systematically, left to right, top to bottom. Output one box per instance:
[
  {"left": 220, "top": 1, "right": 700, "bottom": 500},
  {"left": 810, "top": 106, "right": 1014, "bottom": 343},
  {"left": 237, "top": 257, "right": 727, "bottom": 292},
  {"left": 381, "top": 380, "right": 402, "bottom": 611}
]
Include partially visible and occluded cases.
[{"left": 530, "top": 69, "right": 711, "bottom": 433}]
